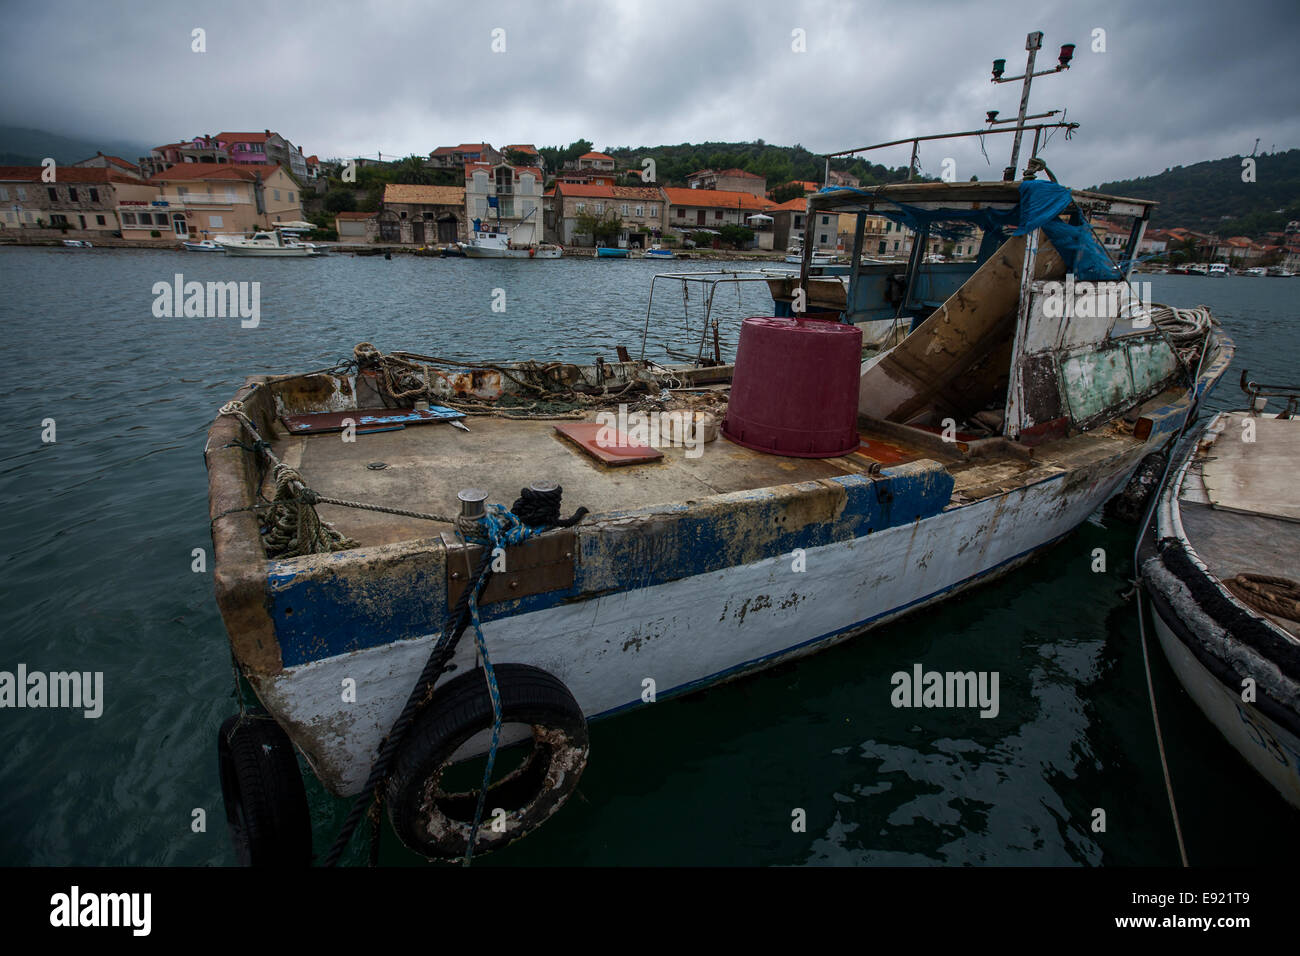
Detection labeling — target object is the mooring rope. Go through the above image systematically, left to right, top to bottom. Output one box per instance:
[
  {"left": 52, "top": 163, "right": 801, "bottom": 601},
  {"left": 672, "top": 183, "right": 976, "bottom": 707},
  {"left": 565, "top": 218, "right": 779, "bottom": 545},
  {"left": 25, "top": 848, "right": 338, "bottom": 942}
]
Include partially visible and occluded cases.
[{"left": 1224, "top": 574, "right": 1300, "bottom": 622}]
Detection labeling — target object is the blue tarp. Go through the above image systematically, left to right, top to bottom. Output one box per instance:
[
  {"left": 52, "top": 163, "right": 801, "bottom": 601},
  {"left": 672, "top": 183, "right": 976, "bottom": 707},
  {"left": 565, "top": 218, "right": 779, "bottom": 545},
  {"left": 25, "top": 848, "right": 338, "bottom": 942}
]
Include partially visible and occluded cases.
[{"left": 818, "top": 179, "right": 1123, "bottom": 280}]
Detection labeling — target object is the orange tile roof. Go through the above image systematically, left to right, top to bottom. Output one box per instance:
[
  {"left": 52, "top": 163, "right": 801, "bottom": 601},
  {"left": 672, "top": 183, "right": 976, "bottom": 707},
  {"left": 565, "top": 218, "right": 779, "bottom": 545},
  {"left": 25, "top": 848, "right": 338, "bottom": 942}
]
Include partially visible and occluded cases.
[
  {"left": 218, "top": 131, "right": 270, "bottom": 144},
  {"left": 433, "top": 143, "right": 494, "bottom": 155},
  {"left": 505, "top": 144, "right": 538, "bottom": 154},
  {"left": 579, "top": 152, "right": 615, "bottom": 162},
  {"left": 147, "top": 162, "right": 285, "bottom": 183},
  {"left": 0, "top": 166, "right": 139, "bottom": 185},
  {"left": 716, "top": 167, "right": 763, "bottom": 179},
  {"left": 556, "top": 183, "right": 664, "bottom": 201},
  {"left": 383, "top": 184, "right": 466, "bottom": 205},
  {"left": 662, "top": 187, "right": 771, "bottom": 210},
  {"left": 766, "top": 197, "right": 809, "bottom": 211}
]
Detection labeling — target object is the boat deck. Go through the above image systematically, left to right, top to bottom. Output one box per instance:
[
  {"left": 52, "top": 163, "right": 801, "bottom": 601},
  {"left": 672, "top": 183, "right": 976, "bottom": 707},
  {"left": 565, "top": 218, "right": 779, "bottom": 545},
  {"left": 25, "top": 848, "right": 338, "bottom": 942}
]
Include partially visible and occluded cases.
[
  {"left": 265, "top": 411, "right": 1138, "bottom": 550},
  {"left": 1178, "top": 412, "right": 1300, "bottom": 636}
]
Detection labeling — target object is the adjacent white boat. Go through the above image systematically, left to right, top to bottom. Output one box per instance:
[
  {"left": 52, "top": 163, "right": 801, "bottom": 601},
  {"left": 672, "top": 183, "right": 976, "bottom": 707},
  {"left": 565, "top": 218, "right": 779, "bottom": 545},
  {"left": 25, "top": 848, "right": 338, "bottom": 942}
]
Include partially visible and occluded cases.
[
  {"left": 462, "top": 229, "right": 562, "bottom": 259},
  {"left": 219, "top": 230, "right": 318, "bottom": 257},
  {"left": 61, "top": 239, "right": 93, "bottom": 248},
  {"left": 182, "top": 240, "right": 225, "bottom": 252},
  {"left": 1208, "top": 262, "right": 1231, "bottom": 277},
  {"left": 1245, "top": 267, "right": 1268, "bottom": 277},
  {"left": 1140, "top": 398, "right": 1300, "bottom": 809}
]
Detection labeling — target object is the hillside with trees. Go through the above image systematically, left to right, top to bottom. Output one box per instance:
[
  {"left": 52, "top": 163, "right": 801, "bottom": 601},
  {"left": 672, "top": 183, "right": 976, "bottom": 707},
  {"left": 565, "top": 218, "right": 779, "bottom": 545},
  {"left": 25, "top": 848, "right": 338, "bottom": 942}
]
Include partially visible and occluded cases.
[
  {"left": 541, "top": 139, "right": 918, "bottom": 189},
  {"left": 1092, "top": 149, "right": 1300, "bottom": 235}
]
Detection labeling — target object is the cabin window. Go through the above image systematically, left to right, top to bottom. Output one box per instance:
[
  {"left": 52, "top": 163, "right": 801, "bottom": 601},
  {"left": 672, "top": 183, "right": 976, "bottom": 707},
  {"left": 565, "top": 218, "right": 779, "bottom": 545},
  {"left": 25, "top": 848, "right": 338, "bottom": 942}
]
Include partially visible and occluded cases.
[{"left": 95, "top": 215, "right": 106, "bottom": 225}]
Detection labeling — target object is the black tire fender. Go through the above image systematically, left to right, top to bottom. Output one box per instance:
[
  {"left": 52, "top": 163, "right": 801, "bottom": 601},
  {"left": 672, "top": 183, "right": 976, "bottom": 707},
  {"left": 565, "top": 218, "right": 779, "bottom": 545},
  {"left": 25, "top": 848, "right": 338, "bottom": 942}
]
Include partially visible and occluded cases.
[
  {"left": 386, "top": 663, "right": 588, "bottom": 860},
  {"left": 217, "top": 713, "right": 312, "bottom": 867}
]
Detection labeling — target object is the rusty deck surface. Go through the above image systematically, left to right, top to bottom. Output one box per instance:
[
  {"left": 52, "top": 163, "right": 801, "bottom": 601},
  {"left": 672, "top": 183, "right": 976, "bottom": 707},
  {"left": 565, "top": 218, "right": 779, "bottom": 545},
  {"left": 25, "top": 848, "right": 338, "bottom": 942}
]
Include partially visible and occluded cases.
[{"left": 264, "top": 411, "right": 1142, "bottom": 550}]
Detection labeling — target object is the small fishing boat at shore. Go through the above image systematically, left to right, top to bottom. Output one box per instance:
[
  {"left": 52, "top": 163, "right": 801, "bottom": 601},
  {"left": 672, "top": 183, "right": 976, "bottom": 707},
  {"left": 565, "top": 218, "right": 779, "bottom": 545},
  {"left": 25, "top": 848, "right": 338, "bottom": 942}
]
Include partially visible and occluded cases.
[
  {"left": 206, "top": 176, "right": 1234, "bottom": 865},
  {"left": 462, "top": 227, "right": 562, "bottom": 259},
  {"left": 61, "top": 239, "right": 93, "bottom": 248},
  {"left": 181, "top": 239, "right": 224, "bottom": 252},
  {"left": 644, "top": 244, "right": 675, "bottom": 260},
  {"left": 596, "top": 246, "right": 628, "bottom": 258},
  {"left": 1139, "top": 375, "right": 1300, "bottom": 809}
]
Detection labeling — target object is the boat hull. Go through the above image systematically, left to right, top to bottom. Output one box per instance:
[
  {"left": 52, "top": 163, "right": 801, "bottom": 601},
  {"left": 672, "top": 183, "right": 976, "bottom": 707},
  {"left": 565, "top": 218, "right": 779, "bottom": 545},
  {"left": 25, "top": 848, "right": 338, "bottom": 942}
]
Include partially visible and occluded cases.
[
  {"left": 222, "top": 246, "right": 314, "bottom": 257},
  {"left": 463, "top": 246, "right": 561, "bottom": 258},
  {"left": 256, "top": 447, "right": 1145, "bottom": 797},
  {"left": 1149, "top": 606, "right": 1300, "bottom": 808}
]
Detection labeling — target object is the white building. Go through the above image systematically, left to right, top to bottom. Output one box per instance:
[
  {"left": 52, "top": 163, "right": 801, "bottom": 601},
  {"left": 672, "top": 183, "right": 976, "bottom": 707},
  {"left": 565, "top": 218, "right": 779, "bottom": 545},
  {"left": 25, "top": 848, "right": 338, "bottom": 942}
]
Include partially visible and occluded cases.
[{"left": 464, "top": 161, "right": 544, "bottom": 246}]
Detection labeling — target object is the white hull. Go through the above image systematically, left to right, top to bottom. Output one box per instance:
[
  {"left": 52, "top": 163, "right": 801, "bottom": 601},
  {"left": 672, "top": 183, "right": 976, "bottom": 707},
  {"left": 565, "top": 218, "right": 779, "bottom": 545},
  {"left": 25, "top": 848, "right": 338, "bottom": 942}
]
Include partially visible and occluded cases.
[
  {"left": 222, "top": 245, "right": 314, "bottom": 257},
  {"left": 463, "top": 246, "right": 561, "bottom": 259},
  {"left": 256, "top": 455, "right": 1138, "bottom": 796},
  {"left": 1151, "top": 612, "right": 1300, "bottom": 808}
]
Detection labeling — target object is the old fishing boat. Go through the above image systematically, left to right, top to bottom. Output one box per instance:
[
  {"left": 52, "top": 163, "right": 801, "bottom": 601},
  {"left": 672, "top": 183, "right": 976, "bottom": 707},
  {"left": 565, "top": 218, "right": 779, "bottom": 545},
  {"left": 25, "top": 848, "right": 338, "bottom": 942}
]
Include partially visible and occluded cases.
[
  {"left": 206, "top": 173, "right": 1234, "bottom": 865},
  {"left": 462, "top": 226, "right": 562, "bottom": 258},
  {"left": 1138, "top": 375, "right": 1300, "bottom": 809}
]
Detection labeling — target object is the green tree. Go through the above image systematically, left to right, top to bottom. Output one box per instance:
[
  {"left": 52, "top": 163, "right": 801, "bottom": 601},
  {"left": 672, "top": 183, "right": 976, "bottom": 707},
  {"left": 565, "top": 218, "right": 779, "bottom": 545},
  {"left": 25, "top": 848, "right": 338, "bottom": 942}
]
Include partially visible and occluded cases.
[
  {"left": 392, "top": 155, "right": 433, "bottom": 185},
  {"left": 323, "top": 188, "right": 356, "bottom": 213},
  {"left": 718, "top": 224, "right": 754, "bottom": 249}
]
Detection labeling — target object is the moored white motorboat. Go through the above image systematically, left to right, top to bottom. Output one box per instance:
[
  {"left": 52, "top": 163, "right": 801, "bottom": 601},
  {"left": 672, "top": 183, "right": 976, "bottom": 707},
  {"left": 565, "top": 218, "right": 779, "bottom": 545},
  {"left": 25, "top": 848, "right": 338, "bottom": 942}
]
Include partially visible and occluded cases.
[
  {"left": 219, "top": 230, "right": 319, "bottom": 257},
  {"left": 61, "top": 239, "right": 93, "bottom": 248},
  {"left": 182, "top": 240, "right": 225, "bottom": 252},
  {"left": 1139, "top": 381, "right": 1300, "bottom": 810}
]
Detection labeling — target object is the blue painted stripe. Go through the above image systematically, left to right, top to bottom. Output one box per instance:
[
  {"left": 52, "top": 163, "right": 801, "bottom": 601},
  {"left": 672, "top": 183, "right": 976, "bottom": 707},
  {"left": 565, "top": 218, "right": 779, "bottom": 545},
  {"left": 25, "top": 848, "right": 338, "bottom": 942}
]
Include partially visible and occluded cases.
[{"left": 267, "top": 463, "right": 953, "bottom": 667}]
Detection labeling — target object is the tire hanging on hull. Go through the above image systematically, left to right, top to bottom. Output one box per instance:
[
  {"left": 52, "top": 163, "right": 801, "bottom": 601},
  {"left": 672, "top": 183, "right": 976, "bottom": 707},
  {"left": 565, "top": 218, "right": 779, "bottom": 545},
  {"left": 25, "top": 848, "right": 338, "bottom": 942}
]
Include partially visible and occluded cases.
[
  {"left": 385, "top": 663, "right": 589, "bottom": 860},
  {"left": 217, "top": 713, "right": 312, "bottom": 867}
]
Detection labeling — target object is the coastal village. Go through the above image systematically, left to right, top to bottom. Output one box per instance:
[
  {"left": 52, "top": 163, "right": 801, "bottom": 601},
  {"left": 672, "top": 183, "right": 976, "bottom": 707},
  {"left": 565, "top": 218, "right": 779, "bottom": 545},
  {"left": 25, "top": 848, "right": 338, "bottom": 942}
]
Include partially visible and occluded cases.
[{"left": 3, "top": 130, "right": 1298, "bottom": 270}]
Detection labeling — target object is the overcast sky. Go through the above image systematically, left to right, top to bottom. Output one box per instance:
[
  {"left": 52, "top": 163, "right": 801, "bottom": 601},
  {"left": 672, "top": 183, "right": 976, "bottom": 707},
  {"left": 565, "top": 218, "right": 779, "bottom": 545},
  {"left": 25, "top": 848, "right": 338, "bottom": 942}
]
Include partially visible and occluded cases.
[{"left": 2, "top": 0, "right": 1296, "bottom": 186}]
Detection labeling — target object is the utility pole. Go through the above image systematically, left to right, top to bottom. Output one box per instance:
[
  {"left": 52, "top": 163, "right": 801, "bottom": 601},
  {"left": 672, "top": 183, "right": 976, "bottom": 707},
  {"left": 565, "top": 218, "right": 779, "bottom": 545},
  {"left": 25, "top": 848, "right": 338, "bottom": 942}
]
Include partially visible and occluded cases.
[{"left": 990, "top": 31, "right": 1074, "bottom": 181}]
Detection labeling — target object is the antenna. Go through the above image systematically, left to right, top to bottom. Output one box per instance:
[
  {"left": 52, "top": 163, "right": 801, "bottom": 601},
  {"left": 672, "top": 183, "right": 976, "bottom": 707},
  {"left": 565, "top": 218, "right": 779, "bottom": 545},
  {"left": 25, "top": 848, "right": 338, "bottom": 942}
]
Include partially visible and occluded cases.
[{"left": 990, "top": 30, "right": 1075, "bottom": 180}]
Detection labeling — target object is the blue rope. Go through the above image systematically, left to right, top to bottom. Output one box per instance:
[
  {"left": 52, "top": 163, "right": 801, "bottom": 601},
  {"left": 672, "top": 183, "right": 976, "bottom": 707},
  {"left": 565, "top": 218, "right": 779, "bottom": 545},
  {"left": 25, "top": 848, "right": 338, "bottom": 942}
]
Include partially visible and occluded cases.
[{"left": 461, "top": 504, "right": 540, "bottom": 865}]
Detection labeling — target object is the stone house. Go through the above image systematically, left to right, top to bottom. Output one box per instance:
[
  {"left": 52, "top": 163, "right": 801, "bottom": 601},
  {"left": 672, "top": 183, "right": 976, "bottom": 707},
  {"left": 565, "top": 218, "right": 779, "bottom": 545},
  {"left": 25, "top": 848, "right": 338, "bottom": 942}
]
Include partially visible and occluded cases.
[
  {"left": 464, "top": 161, "right": 544, "bottom": 246},
  {"left": 0, "top": 166, "right": 155, "bottom": 233},
  {"left": 686, "top": 168, "right": 767, "bottom": 198},
  {"left": 550, "top": 183, "right": 667, "bottom": 246},
  {"left": 376, "top": 184, "right": 467, "bottom": 244}
]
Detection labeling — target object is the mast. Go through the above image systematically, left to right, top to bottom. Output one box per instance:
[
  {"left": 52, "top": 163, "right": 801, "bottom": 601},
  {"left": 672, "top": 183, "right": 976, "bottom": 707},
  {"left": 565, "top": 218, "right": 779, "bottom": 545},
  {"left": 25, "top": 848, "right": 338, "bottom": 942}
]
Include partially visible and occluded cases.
[{"left": 990, "top": 31, "right": 1074, "bottom": 180}]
